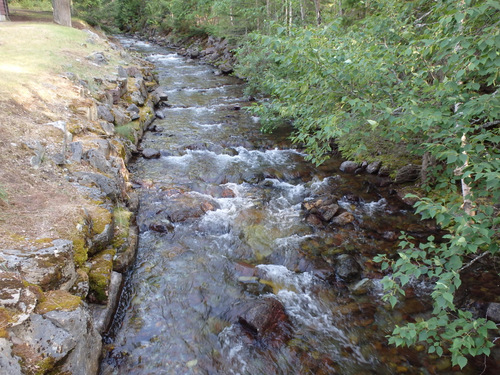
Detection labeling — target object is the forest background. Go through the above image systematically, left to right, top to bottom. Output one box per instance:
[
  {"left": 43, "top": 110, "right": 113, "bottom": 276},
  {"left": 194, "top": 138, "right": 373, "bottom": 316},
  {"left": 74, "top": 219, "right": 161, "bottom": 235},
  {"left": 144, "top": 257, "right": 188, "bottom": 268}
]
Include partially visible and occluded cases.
[{"left": 7, "top": 0, "right": 500, "bottom": 369}]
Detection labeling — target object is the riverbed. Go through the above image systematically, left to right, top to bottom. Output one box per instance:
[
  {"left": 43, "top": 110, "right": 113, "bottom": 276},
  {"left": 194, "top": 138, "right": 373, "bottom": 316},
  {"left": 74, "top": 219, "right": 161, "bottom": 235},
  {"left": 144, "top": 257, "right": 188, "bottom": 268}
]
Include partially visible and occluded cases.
[{"left": 99, "top": 38, "right": 485, "bottom": 375}]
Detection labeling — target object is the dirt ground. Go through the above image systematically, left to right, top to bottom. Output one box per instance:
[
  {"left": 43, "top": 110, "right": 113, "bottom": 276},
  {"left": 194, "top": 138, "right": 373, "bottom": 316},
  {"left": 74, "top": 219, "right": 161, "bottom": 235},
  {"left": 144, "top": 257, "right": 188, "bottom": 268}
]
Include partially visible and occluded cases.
[{"left": 0, "top": 11, "right": 126, "bottom": 250}]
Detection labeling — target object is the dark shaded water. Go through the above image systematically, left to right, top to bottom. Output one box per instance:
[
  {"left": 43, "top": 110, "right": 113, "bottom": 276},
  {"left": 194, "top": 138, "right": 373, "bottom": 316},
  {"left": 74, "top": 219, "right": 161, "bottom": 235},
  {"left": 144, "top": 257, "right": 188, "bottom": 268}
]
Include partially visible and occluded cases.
[{"left": 100, "top": 38, "right": 494, "bottom": 375}]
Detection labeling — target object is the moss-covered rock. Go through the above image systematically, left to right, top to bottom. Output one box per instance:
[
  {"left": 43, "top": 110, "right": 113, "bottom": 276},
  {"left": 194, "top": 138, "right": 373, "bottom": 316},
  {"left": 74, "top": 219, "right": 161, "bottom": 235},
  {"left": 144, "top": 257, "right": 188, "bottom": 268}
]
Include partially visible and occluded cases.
[
  {"left": 87, "top": 206, "right": 114, "bottom": 255},
  {"left": 112, "top": 207, "right": 133, "bottom": 252},
  {"left": 72, "top": 236, "right": 89, "bottom": 268},
  {"left": 88, "top": 248, "right": 116, "bottom": 304},
  {"left": 69, "top": 268, "right": 90, "bottom": 298},
  {"left": 35, "top": 290, "right": 82, "bottom": 315}
]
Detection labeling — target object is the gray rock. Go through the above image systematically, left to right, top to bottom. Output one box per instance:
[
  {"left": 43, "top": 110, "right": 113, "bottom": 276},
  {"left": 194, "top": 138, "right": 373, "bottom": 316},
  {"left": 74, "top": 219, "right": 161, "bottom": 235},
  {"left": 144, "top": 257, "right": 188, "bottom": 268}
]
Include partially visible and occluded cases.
[
  {"left": 84, "top": 30, "right": 100, "bottom": 44},
  {"left": 188, "top": 49, "right": 200, "bottom": 58},
  {"left": 86, "top": 52, "right": 108, "bottom": 65},
  {"left": 219, "top": 63, "right": 233, "bottom": 74},
  {"left": 117, "top": 65, "right": 128, "bottom": 78},
  {"left": 126, "top": 66, "right": 143, "bottom": 78},
  {"left": 155, "top": 89, "right": 168, "bottom": 101},
  {"left": 129, "top": 90, "right": 146, "bottom": 106},
  {"left": 126, "top": 103, "right": 140, "bottom": 114},
  {"left": 97, "top": 105, "right": 115, "bottom": 123},
  {"left": 112, "top": 107, "right": 131, "bottom": 126},
  {"left": 155, "top": 110, "right": 165, "bottom": 119},
  {"left": 99, "top": 121, "right": 115, "bottom": 135},
  {"left": 94, "top": 138, "right": 111, "bottom": 158},
  {"left": 29, "top": 141, "right": 45, "bottom": 169},
  {"left": 70, "top": 141, "right": 84, "bottom": 162},
  {"left": 86, "top": 148, "right": 112, "bottom": 174},
  {"left": 142, "top": 148, "right": 161, "bottom": 159},
  {"left": 52, "top": 152, "right": 66, "bottom": 165},
  {"left": 339, "top": 161, "right": 360, "bottom": 173},
  {"left": 366, "top": 161, "right": 382, "bottom": 174},
  {"left": 73, "top": 172, "right": 121, "bottom": 201},
  {"left": 318, "top": 203, "right": 339, "bottom": 222},
  {"left": 90, "top": 221, "right": 114, "bottom": 255},
  {"left": 114, "top": 225, "right": 138, "bottom": 272},
  {"left": 1, "top": 240, "right": 76, "bottom": 291},
  {"left": 336, "top": 254, "right": 362, "bottom": 282},
  {"left": 0, "top": 272, "right": 39, "bottom": 327},
  {"left": 91, "top": 272, "right": 123, "bottom": 333},
  {"left": 351, "top": 278, "right": 373, "bottom": 295},
  {"left": 486, "top": 302, "right": 500, "bottom": 323},
  {"left": 45, "top": 307, "right": 101, "bottom": 375},
  {"left": 11, "top": 313, "right": 74, "bottom": 361},
  {"left": 0, "top": 338, "right": 22, "bottom": 374}
]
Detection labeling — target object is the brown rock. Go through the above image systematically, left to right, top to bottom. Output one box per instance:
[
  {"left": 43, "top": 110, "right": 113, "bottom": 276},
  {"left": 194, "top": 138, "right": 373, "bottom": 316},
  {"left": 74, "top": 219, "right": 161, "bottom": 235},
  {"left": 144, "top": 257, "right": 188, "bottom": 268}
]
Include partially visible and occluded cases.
[
  {"left": 332, "top": 212, "right": 355, "bottom": 226},
  {"left": 233, "top": 297, "right": 292, "bottom": 347}
]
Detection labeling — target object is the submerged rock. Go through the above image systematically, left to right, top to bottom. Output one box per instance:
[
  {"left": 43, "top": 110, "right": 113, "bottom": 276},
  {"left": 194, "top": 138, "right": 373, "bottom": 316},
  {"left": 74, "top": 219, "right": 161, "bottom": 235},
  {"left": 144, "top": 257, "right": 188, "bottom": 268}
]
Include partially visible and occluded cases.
[
  {"left": 142, "top": 148, "right": 161, "bottom": 159},
  {"left": 332, "top": 212, "right": 355, "bottom": 226},
  {"left": 335, "top": 254, "right": 362, "bottom": 282},
  {"left": 233, "top": 297, "right": 292, "bottom": 347}
]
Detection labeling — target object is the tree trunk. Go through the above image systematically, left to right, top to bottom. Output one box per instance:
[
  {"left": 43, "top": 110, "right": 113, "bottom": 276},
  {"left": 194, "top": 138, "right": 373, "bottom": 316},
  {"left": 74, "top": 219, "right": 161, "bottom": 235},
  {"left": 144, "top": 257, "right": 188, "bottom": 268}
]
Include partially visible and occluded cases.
[
  {"left": 52, "top": 0, "right": 72, "bottom": 27},
  {"left": 300, "top": 0, "right": 305, "bottom": 23},
  {"left": 312, "top": 0, "right": 321, "bottom": 25}
]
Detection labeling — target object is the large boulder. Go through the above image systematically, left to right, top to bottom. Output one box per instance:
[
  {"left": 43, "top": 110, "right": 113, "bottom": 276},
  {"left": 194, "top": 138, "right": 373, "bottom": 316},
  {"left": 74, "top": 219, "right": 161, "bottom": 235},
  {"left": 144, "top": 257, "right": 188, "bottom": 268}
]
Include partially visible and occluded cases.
[
  {"left": 0, "top": 240, "right": 76, "bottom": 291},
  {"left": 10, "top": 305, "right": 101, "bottom": 375},
  {"left": 0, "top": 338, "right": 22, "bottom": 374}
]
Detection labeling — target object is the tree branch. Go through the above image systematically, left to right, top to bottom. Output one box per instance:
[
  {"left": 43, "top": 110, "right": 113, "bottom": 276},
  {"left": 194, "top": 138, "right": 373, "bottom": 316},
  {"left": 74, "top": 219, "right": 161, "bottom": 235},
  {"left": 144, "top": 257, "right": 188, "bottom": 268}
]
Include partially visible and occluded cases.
[{"left": 459, "top": 252, "right": 489, "bottom": 273}]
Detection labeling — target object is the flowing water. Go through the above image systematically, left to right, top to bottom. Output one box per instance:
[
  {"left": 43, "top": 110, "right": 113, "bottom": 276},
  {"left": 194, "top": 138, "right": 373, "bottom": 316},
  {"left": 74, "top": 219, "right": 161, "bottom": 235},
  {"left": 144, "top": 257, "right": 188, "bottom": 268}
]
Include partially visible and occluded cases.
[{"left": 100, "top": 38, "right": 487, "bottom": 375}]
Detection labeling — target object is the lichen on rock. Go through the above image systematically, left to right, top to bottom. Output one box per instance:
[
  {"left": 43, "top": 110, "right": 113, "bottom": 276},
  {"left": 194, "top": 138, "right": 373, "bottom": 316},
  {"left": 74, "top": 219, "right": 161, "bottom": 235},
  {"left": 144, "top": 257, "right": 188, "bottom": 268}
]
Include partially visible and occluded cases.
[
  {"left": 88, "top": 248, "right": 116, "bottom": 304},
  {"left": 35, "top": 290, "right": 82, "bottom": 315}
]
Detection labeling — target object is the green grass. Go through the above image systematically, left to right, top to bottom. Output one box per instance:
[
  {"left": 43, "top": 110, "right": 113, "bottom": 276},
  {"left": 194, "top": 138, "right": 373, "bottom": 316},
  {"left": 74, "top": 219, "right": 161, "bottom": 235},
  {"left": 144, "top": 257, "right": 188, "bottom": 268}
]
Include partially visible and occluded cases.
[
  {"left": 8, "top": 0, "right": 53, "bottom": 12},
  {"left": 0, "top": 20, "right": 127, "bottom": 95},
  {"left": 0, "top": 185, "right": 8, "bottom": 204}
]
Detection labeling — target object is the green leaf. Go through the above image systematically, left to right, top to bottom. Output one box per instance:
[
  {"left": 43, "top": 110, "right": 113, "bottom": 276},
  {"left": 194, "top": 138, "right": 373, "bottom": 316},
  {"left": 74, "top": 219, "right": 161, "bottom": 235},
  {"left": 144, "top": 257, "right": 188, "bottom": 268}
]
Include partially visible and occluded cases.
[{"left": 456, "top": 355, "right": 468, "bottom": 369}]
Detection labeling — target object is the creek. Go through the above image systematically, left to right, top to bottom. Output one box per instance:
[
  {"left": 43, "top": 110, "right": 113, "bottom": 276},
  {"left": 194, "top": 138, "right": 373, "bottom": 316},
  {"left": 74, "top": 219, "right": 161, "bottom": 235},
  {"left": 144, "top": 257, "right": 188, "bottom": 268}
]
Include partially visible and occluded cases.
[{"left": 100, "top": 38, "right": 464, "bottom": 375}]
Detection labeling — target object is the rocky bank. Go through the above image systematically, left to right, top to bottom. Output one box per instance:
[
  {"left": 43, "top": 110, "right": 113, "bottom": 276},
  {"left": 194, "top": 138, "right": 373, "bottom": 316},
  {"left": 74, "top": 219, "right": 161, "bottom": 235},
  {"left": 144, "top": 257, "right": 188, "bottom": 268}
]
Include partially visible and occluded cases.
[{"left": 0, "top": 30, "right": 163, "bottom": 373}]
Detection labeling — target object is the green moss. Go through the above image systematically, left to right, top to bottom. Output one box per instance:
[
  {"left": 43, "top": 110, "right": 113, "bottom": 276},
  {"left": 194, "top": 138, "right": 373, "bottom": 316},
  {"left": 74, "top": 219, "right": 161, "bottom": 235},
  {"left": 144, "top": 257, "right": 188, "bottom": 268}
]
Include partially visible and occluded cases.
[
  {"left": 139, "top": 106, "right": 154, "bottom": 126},
  {"left": 115, "top": 121, "right": 142, "bottom": 143},
  {"left": 110, "top": 139, "right": 127, "bottom": 159},
  {"left": 90, "top": 206, "right": 113, "bottom": 236},
  {"left": 112, "top": 207, "right": 133, "bottom": 251},
  {"left": 72, "top": 237, "right": 89, "bottom": 267},
  {"left": 88, "top": 248, "right": 116, "bottom": 303},
  {"left": 35, "top": 290, "right": 81, "bottom": 314},
  {"left": 0, "top": 307, "right": 13, "bottom": 338},
  {"left": 35, "top": 356, "right": 56, "bottom": 375}
]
